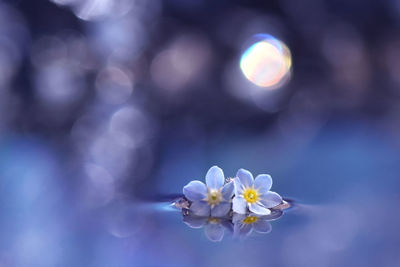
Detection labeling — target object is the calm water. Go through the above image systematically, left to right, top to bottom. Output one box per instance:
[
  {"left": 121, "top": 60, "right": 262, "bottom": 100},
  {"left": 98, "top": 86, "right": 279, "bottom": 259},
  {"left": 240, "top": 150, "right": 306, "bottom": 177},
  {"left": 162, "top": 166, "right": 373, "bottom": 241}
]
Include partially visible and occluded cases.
[{"left": 1, "top": 121, "right": 400, "bottom": 267}]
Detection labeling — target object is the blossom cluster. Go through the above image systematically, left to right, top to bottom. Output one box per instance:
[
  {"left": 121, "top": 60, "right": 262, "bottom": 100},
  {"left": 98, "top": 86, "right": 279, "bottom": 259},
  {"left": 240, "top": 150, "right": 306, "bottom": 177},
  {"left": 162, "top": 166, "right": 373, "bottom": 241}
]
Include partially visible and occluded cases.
[
  {"left": 180, "top": 166, "right": 285, "bottom": 241},
  {"left": 183, "top": 166, "right": 283, "bottom": 217}
]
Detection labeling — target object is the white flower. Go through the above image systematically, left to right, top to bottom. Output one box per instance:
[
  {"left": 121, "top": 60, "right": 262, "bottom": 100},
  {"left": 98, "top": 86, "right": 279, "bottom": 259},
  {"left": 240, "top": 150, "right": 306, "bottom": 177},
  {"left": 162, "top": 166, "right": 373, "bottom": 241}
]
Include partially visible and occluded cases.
[
  {"left": 183, "top": 166, "right": 234, "bottom": 217},
  {"left": 232, "top": 169, "right": 282, "bottom": 215}
]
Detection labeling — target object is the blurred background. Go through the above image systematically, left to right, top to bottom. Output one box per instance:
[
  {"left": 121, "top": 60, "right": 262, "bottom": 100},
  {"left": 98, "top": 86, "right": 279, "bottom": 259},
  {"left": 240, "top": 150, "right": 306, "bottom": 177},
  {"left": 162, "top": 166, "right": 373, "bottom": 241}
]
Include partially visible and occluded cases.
[{"left": 1, "top": 0, "right": 400, "bottom": 266}]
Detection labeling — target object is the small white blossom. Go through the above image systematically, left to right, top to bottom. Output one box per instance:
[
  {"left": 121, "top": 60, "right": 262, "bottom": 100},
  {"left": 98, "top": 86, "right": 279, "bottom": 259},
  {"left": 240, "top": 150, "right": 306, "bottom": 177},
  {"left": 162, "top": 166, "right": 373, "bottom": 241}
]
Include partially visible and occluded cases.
[
  {"left": 183, "top": 166, "right": 234, "bottom": 217},
  {"left": 232, "top": 169, "right": 282, "bottom": 215}
]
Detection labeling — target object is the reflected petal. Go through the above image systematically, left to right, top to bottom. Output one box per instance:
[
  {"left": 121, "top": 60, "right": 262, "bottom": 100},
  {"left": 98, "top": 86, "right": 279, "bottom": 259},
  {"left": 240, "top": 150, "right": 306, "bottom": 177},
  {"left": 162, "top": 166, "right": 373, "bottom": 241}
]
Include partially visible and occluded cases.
[
  {"left": 205, "top": 166, "right": 224, "bottom": 189},
  {"left": 236, "top": 169, "right": 254, "bottom": 187},
  {"left": 254, "top": 174, "right": 272, "bottom": 192},
  {"left": 183, "top": 180, "right": 207, "bottom": 201},
  {"left": 221, "top": 181, "right": 234, "bottom": 200},
  {"left": 260, "top": 191, "right": 282, "bottom": 208},
  {"left": 232, "top": 197, "right": 247, "bottom": 214},
  {"left": 190, "top": 201, "right": 210, "bottom": 216},
  {"left": 211, "top": 202, "right": 231, "bottom": 217},
  {"left": 249, "top": 203, "right": 271, "bottom": 215},
  {"left": 264, "top": 209, "right": 283, "bottom": 221},
  {"left": 232, "top": 213, "right": 246, "bottom": 224},
  {"left": 183, "top": 215, "right": 208, "bottom": 228},
  {"left": 221, "top": 220, "right": 234, "bottom": 233},
  {"left": 253, "top": 220, "right": 272, "bottom": 233},
  {"left": 234, "top": 223, "right": 253, "bottom": 238},
  {"left": 204, "top": 224, "right": 224, "bottom": 242}
]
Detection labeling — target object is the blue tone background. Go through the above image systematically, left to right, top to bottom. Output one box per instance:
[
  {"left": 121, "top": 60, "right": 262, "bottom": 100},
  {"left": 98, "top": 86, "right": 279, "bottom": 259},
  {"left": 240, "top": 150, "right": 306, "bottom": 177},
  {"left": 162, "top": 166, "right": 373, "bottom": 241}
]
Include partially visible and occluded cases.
[{"left": 1, "top": 0, "right": 400, "bottom": 266}]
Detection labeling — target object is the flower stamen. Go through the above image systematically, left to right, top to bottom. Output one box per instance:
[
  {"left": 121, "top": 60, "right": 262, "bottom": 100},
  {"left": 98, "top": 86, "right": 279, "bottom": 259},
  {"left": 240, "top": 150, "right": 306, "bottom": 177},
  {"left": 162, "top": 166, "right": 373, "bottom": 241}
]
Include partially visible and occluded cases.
[
  {"left": 242, "top": 187, "right": 259, "bottom": 204},
  {"left": 206, "top": 188, "right": 222, "bottom": 208}
]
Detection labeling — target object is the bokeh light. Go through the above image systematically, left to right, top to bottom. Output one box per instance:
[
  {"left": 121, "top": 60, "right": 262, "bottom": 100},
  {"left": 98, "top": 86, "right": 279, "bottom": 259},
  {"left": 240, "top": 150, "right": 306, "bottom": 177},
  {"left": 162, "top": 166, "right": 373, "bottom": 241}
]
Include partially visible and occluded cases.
[
  {"left": 2, "top": 0, "right": 400, "bottom": 266},
  {"left": 50, "top": 0, "right": 134, "bottom": 21},
  {"left": 150, "top": 33, "right": 212, "bottom": 93},
  {"left": 240, "top": 34, "right": 291, "bottom": 89},
  {"left": 34, "top": 59, "right": 86, "bottom": 107},
  {"left": 95, "top": 66, "right": 134, "bottom": 105},
  {"left": 83, "top": 163, "right": 115, "bottom": 206}
]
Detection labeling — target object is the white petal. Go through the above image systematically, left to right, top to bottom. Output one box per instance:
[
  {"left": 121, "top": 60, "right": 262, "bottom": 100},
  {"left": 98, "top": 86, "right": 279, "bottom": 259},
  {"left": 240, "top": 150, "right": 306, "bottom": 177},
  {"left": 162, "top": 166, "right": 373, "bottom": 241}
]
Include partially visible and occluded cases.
[
  {"left": 205, "top": 166, "right": 225, "bottom": 189},
  {"left": 236, "top": 169, "right": 254, "bottom": 187},
  {"left": 254, "top": 174, "right": 272, "bottom": 193},
  {"left": 233, "top": 177, "right": 245, "bottom": 196},
  {"left": 183, "top": 180, "right": 207, "bottom": 201},
  {"left": 221, "top": 181, "right": 234, "bottom": 200},
  {"left": 260, "top": 191, "right": 282, "bottom": 208},
  {"left": 232, "top": 196, "right": 247, "bottom": 214},
  {"left": 190, "top": 201, "right": 210, "bottom": 216},
  {"left": 211, "top": 202, "right": 231, "bottom": 217},
  {"left": 249, "top": 203, "right": 271, "bottom": 215},
  {"left": 253, "top": 220, "right": 272, "bottom": 233},
  {"left": 204, "top": 224, "right": 224, "bottom": 242}
]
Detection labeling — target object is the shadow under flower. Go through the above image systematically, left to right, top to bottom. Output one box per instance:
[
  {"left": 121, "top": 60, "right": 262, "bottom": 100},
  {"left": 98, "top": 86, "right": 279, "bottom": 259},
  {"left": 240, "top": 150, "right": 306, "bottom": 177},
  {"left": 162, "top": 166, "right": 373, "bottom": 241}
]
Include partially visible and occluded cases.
[{"left": 183, "top": 214, "right": 233, "bottom": 242}]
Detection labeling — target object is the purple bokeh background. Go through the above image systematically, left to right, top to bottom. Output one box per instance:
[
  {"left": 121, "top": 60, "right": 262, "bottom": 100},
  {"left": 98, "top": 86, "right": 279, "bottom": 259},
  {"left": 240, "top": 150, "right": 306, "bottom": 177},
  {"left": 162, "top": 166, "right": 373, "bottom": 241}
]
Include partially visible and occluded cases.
[{"left": 1, "top": 0, "right": 400, "bottom": 266}]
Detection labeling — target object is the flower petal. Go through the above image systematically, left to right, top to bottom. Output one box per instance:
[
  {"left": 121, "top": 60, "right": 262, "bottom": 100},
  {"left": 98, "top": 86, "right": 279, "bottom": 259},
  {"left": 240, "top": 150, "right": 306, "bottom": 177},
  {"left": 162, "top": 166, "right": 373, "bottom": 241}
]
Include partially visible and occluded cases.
[
  {"left": 205, "top": 166, "right": 225, "bottom": 189},
  {"left": 236, "top": 168, "right": 254, "bottom": 187},
  {"left": 254, "top": 174, "right": 272, "bottom": 193},
  {"left": 233, "top": 177, "right": 245, "bottom": 196},
  {"left": 183, "top": 180, "right": 207, "bottom": 201},
  {"left": 221, "top": 181, "right": 234, "bottom": 200},
  {"left": 260, "top": 191, "right": 282, "bottom": 208},
  {"left": 232, "top": 196, "right": 247, "bottom": 214},
  {"left": 190, "top": 201, "right": 210, "bottom": 216},
  {"left": 211, "top": 202, "right": 231, "bottom": 217},
  {"left": 249, "top": 203, "right": 271, "bottom": 215},
  {"left": 183, "top": 215, "right": 207, "bottom": 228},
  {"left": 253, "top": 220, "right": 272, "bottom": 233},
  {"left": 234, "top": 222, "right": 253, "bottom": 238},
  {"left": 204, "top": 224, "right": 224, "bottom": 242}
]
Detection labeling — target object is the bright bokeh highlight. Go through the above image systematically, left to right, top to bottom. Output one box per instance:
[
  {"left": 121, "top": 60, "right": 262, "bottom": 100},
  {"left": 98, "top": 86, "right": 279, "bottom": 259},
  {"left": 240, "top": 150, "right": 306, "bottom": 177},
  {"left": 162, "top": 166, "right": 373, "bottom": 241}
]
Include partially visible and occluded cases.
[{"left": 240, "top": 34, "right": 292, "bottom": 89}]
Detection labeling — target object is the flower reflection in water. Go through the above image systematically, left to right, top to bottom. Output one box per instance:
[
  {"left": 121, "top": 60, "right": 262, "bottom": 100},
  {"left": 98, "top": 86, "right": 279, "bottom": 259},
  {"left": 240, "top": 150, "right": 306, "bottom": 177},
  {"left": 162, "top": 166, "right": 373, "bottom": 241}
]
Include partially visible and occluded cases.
[
  {"left": 180, "top": 202, "right": 287, "bottom": 242},
  {"left": 233, "top": 210, "right": 283, "bottom": 238},
  {"left": 183, "top": 214, "right": 233, "bottom": 242}
]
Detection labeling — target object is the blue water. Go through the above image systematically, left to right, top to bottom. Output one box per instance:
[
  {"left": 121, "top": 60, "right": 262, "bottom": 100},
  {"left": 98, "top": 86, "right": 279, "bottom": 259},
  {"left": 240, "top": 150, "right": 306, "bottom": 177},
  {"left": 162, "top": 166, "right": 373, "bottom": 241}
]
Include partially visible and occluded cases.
[{"left": 0, "top": 121, "right": 399, "bottom": 266}]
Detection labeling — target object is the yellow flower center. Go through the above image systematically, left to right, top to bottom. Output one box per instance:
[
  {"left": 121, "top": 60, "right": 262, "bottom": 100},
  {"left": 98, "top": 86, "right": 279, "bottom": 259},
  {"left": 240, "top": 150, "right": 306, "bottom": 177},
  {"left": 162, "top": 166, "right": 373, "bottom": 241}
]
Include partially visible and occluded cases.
[
  {"left": 242, "top": 187, "right": 259, "bottom": 204},
  {"left": 206, "top": 188, "right": 222, "bottom": 207},
  {"left": 242, "top": 216, "right": 258, "bottom": 224}
]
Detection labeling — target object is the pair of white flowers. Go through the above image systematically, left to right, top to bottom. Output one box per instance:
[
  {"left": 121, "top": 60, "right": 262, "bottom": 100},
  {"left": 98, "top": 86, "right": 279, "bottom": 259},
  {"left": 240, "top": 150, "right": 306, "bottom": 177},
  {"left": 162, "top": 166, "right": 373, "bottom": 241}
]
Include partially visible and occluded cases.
[{"left": 183, "top": 166, "right": 282, "bottom": 217}]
